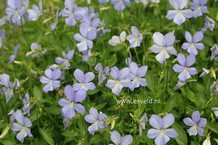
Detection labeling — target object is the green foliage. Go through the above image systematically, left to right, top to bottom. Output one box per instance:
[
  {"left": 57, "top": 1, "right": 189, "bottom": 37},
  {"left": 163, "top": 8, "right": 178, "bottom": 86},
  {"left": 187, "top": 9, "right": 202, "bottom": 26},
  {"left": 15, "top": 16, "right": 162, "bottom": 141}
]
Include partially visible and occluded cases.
[{"left": 0, "top": 0, "right": 218, "bottom": 145}]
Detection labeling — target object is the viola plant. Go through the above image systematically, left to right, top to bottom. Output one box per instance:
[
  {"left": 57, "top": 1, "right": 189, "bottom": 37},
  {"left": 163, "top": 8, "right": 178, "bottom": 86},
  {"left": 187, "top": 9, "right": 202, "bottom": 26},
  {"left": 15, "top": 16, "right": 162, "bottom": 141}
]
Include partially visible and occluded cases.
[{"left": 0, "top": 0, "right": 218, "bottom": 144}]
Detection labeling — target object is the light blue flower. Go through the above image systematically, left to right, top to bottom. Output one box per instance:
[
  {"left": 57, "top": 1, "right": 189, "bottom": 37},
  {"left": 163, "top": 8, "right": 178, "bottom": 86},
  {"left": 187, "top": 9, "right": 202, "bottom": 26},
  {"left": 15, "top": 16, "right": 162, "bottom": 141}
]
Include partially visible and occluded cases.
[
  {"left": 166, "top": 0, "right": 193, "bottom": 26},
  {"left": 126, "top": 26, "right": 143, "bottom": 48},
  {"left": 150, "top": 31, "right": 177, "bottom": 64},
  {"left": 173, "top": 53, "right": 197, "bottom": 82},
  {"left": 106, "top": 66, "right": 131, "bottom": 96},
  {"left": 40, "top": 68, "right": 62, "bottom": 93},
  {"left": 73, "top": 69, "right": 96, "bottom": 91},
  {"left": 58, "top": 85, "right": 86, "bottom": 119},
  {"left": 84, "top": 107, "right": 107, "bottom": 135},
  {"left": 11, "top": 110, "right": 33, "bottom": 143},
  {"left": 183, "top": 111, "right": 207, "bottom": 136},
  {"left": 147, "top": 114, "right": 178, "bottom": 145},
  {"left": 109, "top": 130, "right": 133, "bottom": 145}
]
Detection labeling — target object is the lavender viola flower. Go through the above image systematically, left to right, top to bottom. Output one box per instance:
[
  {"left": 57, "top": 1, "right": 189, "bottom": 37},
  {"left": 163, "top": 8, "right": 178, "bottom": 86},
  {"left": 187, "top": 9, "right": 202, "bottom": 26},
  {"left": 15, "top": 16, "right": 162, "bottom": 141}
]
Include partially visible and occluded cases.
[
  {"left": 5, "top": 0, "right": 26, "bottom": 25},
  {"left": 27, "top": 0, "right": 42, "bottom": 21},
  {"left": 60, "top": 0, "right": 88, "bottom": 26},
  {"left": 111, "top": 0, "right": 131, "bottom": 11},
  {"left": 166, "top": 0, "right": 193, "bottom": 26},
  {"left": 190, "top": 0, "right": 208, "bottom": 18},
  {"left": 50, "top": 10, "right": 59, "bottom": 31},
  {"left": 0, "top": 16, "right": 7, "bottom": 26},
  {"left": 202, "top": 16, "right": 215, "bottom": 32},
  {"left": 79, "top": 18, "right": 101, "bottom": 39},
  {"left": 74, "top": 24, "right": 96, "bottom": 52},
  {"left": 126, "top": 26, "right": 143, "bottom": 48},
  {"left": 0, "top": 30, "right": 5, "bottom": 48},
  {"left": 108, "top": 31, "right": 126, "bottom": 46},
  {"left": 150, "top": 31, "right": 177, "bottom": 64},
  {"left": 181, "top": 31, "right": 204, "bottom": 55},
  {"left": 26, "top": 42, "right": 47, "bottom": 58},
  {"left": 9, "top": 44, "right": 20, "bottom": 63},
  {"left": 211, "top": 44, "right": 218, "bottom": 61},
  {"left": 82, "top": 49, "right": 92, "bottom": 62},
  {"left": 55, "top": 50, "right": 74, "bottom": 69},
  {"left": 173, "top": 53, "right": 197, "bottom": 82},
  {"left": 129, "top": 62, "right": 148, "bottom": 91},
  {"left": 95, "top": 63, "right": 110, "bottom": 85},
  {"left": 106, "top": 66, "right": 131, "bottom": 96},
  {"left": 40, "top": 68, "right": 62, "bottom": 93},
  {"left": 199, "top": 68, "right": 210, "bottom": 77},
  {"left": 73, "top": 69, "right": 96, "bottom": 91},
  {"left": 0, "top": 74, "right": 19, "bottom": 103},
  {"left": 210, "top": 81, "right": 218, "bottom": 95},
  {"left": 58, "top": 85, "right": 86, "bottom": 118},
  {"left": 22, "top": 93, "right": 34, "bottom": 116},
  {"left": 84, "top": 107, "right": 107, "bottom": 135},
  {"left": 211, "top": 107, "right": 218, "bottom": 119},
  {"left": 11, "top": 110, "right": 33, "bottom": 143},
  {"left": 183, "top": 110, "right": 207, "bottom": 136},
  {"left": 139, "top": 113, "right": 148, "bottom": 137},
  {"left": 146, "top": 114, "right": 178, "bottom": 145},
  {"left": 109, "top": 130, "right": 133, "bottom": 145}
]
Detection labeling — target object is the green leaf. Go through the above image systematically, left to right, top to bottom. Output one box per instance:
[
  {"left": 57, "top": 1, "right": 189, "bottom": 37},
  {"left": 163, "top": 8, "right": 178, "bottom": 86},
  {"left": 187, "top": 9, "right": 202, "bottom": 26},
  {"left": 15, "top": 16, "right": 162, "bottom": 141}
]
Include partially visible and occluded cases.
[
  {"left": 203, "top": 36, "right": 214, "bottom": 47},
  {"left": 107, "top": 54, "right": 117, "bottom": 67},
  {"left": 86, "top": 56, "right": 96, "bottom": 66},
  {"left": 33, "top": 86, "right": 43, "bottom": 101},
  {"left": 181, "top": 89, "right": 197, "bottom": 104},
  {"left": 164, "top": 95, "right": 178, "bottom": 113},
  {"left": 95, "top": 102, "right": 107, "bottom": 110},
  {"left": 153, "top": 104, "right": 162, "bottom": 114},
  {"left": 45, "top": 106, "right": 61, "bottom": 115},
  {"left": 30, "top": 109, "right": 42, "bottom": 122},
  {"left": 173, "top": 122, "right": 188, "bottom": 145},
  {"left": 207, "top": 123, "right": 218, "bottom": 134},
  {"left": 0, "top": 125, "right": 10, "bottom": 139},
  {"left": 39, "top": 128, "right": 55, "bottom": 145},
  {"left": 62, "top": 130, "right": 77, "bottom": 138},
  {"left": 90, "top": 134, "right": 103, "bottom": 144},
  {"left": 1, "top": 139, "right": 16, "bottom": 145}
]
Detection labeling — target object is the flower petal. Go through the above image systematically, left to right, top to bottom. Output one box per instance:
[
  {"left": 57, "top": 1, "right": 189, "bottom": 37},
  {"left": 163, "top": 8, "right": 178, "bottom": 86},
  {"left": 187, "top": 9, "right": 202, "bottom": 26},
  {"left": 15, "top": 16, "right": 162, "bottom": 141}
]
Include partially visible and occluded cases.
[
  {"left": 193, "top": 31, "right": 204, "bottom": 43},
  {"left": 153, "top": 32, "right": 164, "bottom": 46},
  {"left": 74, "top": 69, "right": 85, "bottom": 83},
  {"left": 85, "top": 72, "right": 95, "bottom": 83},
  {"left": 64, "top": 85, "right": 75, "bottom": 101},
  {"left": 74, "top": 104, "right": 85, "bottom": 114},
  {"left": 192, "top": 111, "right": 201, "bottom": 123},
  {"left": 149, "top": 114, "right": 163, "bottom": 129},
  {"left": 163, "top": 114, "right": 175, "bottom": 128},
  {"left": 183, "top": 117, "right": 195, "bottom": 126},
  {"left": 198, "top": 118, "right": 207, "bottom": 127},
  {"left": 146, "top": 129, "right": 160, "bottom": 139},
  {"left": 165, "top": 129, "right": 178, "bottom": 138},
  {"left": 111, "top": 130, "right": 121, "bottom": 145},
  {"left": 121, "top": 135, "right": 133, "bottom": 145}
]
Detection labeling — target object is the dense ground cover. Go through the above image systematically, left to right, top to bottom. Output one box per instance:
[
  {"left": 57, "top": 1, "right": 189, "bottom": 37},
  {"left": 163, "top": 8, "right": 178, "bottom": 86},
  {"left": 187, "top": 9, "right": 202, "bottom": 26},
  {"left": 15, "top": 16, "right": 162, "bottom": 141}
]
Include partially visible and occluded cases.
[{"left": 0, "top": 0, "right": 218, "bottom": 144}]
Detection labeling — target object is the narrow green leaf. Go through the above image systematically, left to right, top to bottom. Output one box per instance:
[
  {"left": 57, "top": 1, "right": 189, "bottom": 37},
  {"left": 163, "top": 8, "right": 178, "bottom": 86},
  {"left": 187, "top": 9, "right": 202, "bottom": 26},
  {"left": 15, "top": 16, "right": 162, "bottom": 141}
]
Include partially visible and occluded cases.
[
  {"left": 33, "top": 86, "right": 43, "bottom": 101},
  {"left": 164, "top": 95, "right": 178, "bottom": 113},
  {"left": 45, "top": 106, "right": 61, "bottom": 115},
  {"left": 173, "top": 122, "right": 188, "bottom": 145},
  {"left": 207, "top": 123, "right": 218, "bottom": 134},
  {"left": 0, "top": 125, "right": 10, "bottom": 139},
  {"left": 39, "top": 128, "right": 54, "bottom": 145},
  {"left": 62, "top": 130, "right": 77, "bottom": 138},
  {"left": 90, "top": 134, "right": 103, "bottom": 144}
]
